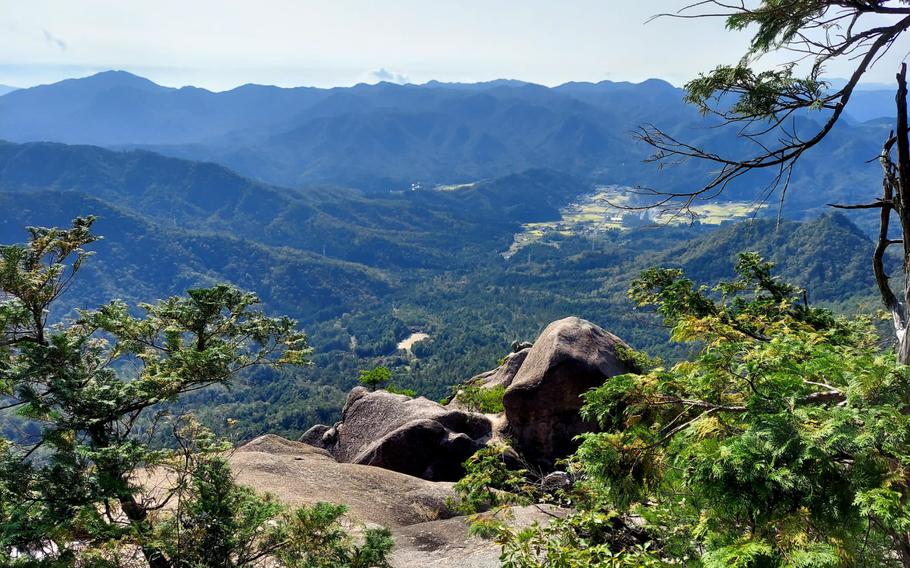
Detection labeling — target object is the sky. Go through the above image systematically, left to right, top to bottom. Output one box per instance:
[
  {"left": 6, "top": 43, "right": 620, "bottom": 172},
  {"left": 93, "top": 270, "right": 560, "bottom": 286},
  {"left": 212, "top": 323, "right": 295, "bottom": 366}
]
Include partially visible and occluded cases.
[{"left": 0, "top": 0, "right": 907, "bottom": 91}]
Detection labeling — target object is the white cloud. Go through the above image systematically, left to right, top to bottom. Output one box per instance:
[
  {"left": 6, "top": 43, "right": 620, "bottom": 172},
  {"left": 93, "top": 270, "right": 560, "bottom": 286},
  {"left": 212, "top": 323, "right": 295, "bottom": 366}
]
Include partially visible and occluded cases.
[
  {"left": 0, "top": 2, "right": 905, "bottom": 90},
  {"left": 42, "top": 29, "right": 67, "bottom": 51},
  {"left": 370, "top": 67, "right": 410, "bottom": 84}
]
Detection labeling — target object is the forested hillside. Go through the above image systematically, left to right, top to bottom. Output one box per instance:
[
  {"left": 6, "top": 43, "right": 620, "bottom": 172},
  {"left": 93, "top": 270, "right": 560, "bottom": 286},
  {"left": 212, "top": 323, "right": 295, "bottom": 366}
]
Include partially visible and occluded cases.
[{"left": 0, "top": 139, "right": 882, "bottom": 440}]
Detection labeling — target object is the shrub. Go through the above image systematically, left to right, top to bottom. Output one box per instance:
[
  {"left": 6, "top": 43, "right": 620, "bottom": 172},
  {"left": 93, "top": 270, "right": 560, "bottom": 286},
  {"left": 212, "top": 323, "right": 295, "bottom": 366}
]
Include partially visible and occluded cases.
[
  {"left": 491, "top": 254, "right": 910, "bottom": 566},
  {"left": 358, "top": 366, "right": 392, "bottom": 391},
  {"left": 385, "top": 384, "right": 417, "bottom": 397},
  {"left": 456, "top": 385, "right": 506, "bottom": 413},
  {"left": 452, "top": 443, "right": 534, "bottom": 515}
]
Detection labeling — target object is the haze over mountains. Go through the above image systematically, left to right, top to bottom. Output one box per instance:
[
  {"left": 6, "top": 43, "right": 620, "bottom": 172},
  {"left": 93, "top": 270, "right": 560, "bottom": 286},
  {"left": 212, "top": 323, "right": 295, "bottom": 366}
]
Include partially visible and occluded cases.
[{"left": 0, "top": 71, "right": 893, "bottom": 211}]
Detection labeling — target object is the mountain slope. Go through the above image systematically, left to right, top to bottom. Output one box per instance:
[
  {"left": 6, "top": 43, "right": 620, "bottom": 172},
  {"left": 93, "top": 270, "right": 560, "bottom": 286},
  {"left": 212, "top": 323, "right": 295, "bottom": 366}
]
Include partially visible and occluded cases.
[
  {"left": 0, "top": 71, "right": 331, "bottom": 145},
  {"left": 0, "top": 72, "right": 888, "bottom": 218},
  {"left": 0, "top": 137, "right": 883, "bottom": 441},
  {"left": 0, "top": 141, "right": 596, "bottom": 268},
  {"left": 0, "top": 191, "right": 394, "bottom": 323},
  {"left": 654, "top": 212, "right": 875, "bottom": 303}
]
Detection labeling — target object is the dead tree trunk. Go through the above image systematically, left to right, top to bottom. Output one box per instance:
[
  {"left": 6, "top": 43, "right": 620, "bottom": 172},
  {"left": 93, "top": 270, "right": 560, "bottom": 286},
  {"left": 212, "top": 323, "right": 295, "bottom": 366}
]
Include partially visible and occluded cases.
[
  {"left": 874, "top": 63, "right": 910, "bottom": 364},
  {"left": 897, "top": 64, "right": 910, "bottom": 364}
]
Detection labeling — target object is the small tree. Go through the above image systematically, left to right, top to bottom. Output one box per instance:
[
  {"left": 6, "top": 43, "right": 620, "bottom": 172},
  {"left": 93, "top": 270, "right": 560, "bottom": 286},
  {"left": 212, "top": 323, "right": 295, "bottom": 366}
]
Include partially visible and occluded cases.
[
  {"left": 0, "top": 217, "right": 311, "bottom": 566},
  {"left": 492, "top": 255, "right": 910, "bottom": 566},
  {"left": 583, "top": 255, "right": 908, "bottom": 565},
  {"left": 358, "top": 366, "right": 392, "bottom": 391},
  {"left": 154, "top": 418, "right": 288, "bottom": 568},
  {"left": 153, "top": 419, "right": 394, "bottom": 568},
  {"left": 273, "top": 502, "right": 393, "bottom": 568}
]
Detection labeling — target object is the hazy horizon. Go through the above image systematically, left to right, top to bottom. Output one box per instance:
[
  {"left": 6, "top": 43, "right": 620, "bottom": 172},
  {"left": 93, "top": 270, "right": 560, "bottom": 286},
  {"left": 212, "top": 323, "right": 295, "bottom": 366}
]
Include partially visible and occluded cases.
[
  {"left": 2, "top": 0, "right": 908, "bottom": 91},
  {"left": 0, "top": 68, "right": 901, "bottom": 94},
  {"left": 1, "top": 68, "right": 688, "bottom": 91}
]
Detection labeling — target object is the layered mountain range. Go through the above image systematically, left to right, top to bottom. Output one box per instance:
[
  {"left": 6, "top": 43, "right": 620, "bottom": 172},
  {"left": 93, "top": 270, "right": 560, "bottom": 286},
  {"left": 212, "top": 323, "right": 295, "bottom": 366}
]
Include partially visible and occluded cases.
[
  {"left": 0, "top": 71, "right": 893, "bottom": 439},
  {"left": 0, "top": 71, "right": 893, "bottom": 210}
]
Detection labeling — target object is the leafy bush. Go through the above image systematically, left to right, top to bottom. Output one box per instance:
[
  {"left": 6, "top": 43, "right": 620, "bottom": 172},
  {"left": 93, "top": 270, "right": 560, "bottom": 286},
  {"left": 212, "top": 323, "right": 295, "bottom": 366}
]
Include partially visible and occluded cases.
[
  {"left": 491, "top": 254, "right": 910, "bottom": 566},
  {"left": 358, "top": 366, "right": 392, "bottom": 391},
  {"left": 455, "top": 385, "right": 506, "bottom": 414},
  {"left": 452, "top": 443, "right": 534, "bottom": 515},
  {"left": 158, "top": 459, "right": 282, "bottom": 565},
  {"left": 274, "top": 502, "right": 393, "bottom": 568},
  {"left": 497, "top": 511, "right": 664, "bottom": 568}
]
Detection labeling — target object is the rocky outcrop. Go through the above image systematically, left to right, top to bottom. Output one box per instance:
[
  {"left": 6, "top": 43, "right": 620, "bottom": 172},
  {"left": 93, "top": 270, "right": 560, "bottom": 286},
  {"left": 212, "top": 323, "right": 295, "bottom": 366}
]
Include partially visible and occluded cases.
[
  {"left": 227, "top": 316, "right": 640, "bottom": 564},
  {"left": 301, "top": 317, "right": 635, "bottom": 478},
  {"left": 502, "top": 317, "right": 636, "bottom": 468},
  {"left": 465, "top": 347, "right": 530, "bottom": 391},
  {"left": 301, "top": 388, "right": 493, "bottom": 481},
  {"left": 141, "top": 434, "right": 458, "bottom": 529},
  {"left": 146, "top": 434, "right": 572, "bottom": 567},
  {"left": 232, "top": 435, "right": 459, "bottom": 527},
  {"left": 233, "top": 437, "right": 570, "bottom": 568},
  {"left": 238, "top": 437, "right": 571, "bottom": 567},
  {"left": 389, "top": 504, "right": 567, "bottom": 568}
]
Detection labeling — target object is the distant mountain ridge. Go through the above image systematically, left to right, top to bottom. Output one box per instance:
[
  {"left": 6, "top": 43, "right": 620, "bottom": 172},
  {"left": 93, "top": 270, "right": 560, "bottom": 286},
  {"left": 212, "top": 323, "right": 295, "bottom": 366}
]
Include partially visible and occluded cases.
[{"left": 0, "top": 71, "right": 890, "bottom": 210}]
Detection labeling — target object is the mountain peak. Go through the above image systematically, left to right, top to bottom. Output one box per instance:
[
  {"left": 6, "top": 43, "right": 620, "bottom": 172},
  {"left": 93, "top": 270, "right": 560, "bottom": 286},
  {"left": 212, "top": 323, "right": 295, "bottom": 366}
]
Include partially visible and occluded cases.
[
  {"left": 9, "top": 70, "right": 171, "bottom": 96},
  {"left": 78, "top": 70, "right": 167, "bottom": 90},
  {"left": 554, "top": 77, "right": 679, "bottom": 94},
  {"left": 421, "top": 78, "right": 534, "bottom": 90},
  {"left": 811, "top": 210, "right": 870, "bottom": 240}
]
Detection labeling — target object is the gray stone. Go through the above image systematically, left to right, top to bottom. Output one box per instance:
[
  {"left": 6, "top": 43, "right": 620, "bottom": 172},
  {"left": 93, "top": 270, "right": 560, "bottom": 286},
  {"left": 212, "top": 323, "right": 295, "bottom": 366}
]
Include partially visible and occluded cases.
[
  {"left": 503, "top": 316, "right": 636, "bottom": 468},
  {"left": 301, "top": 317, "right": 638, "bottom": 479},
  {"left": 510, "top": 340, "right": 534, "bottom": 353},
  {"left": 471, "top": 347, "right": 530, "bottom": 391},
  {"left": 304, "top": 388, "right": 493, "bottom": 481},
  {"left": 299, "top": 424, "right": 331, "bottom": 447},
  {"left": 540, "top": 471, "right": 572, "bottom": 492},
  {"left": 389, "top": 504, "right": 568, "bottom": 568}
]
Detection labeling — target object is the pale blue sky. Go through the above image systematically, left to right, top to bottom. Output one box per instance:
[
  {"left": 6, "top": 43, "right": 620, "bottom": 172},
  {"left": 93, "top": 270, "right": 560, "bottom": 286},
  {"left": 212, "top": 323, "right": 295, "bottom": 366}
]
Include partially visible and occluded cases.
[{"left": 0, "top": 0, "right": 907, "bottom": 90}]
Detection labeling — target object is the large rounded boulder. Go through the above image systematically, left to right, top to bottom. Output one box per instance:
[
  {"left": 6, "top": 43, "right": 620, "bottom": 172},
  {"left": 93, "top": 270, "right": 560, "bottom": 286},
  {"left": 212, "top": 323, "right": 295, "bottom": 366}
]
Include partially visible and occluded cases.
[
  {"left": 502, "top": 317, "right": 636, "bottom": 468},
  {"left": 301, "top": 387, "right": 493, "bottom": 481}
]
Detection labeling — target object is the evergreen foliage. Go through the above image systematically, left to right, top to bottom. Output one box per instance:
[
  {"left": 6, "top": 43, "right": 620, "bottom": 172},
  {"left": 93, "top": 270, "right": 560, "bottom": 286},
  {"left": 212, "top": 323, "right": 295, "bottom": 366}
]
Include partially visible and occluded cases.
[
  {"left": 0, "top": 218, "right": 391, "bottom": 566},
  {"left": 490, "top": 255, "right": 910, "bottom": 566},
  {"left": 357, "top": 366, "right": 392, "bottom": 391},
  {"left": 454, "top": 385, "right": 506, "bottom": 414},
  {"left": 452, "top": 443, "right": 534, "bottom": 516}
]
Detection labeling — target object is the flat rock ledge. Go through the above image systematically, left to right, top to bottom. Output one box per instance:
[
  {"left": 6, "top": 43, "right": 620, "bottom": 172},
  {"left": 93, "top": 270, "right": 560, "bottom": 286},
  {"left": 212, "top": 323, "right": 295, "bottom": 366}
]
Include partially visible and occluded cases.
[
  {"left": 232, "top": 435, "right": 457, "bottom": 528},
  {"left": 234, "top": 435, "right": 564, "bottom": 568}
]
